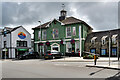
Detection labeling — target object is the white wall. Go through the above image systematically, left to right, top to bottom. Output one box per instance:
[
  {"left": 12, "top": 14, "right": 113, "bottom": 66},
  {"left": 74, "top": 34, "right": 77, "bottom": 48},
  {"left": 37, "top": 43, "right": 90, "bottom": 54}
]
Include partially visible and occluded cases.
[{"left": 11, "top": 27, "right": 31, "bottom": 48}]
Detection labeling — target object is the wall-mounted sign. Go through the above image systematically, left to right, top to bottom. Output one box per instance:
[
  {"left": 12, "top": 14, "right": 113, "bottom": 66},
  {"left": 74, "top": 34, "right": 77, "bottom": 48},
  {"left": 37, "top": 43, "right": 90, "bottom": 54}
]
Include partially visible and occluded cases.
[{"left": 18, "top": 32, "right": 26, "bottom": 39}]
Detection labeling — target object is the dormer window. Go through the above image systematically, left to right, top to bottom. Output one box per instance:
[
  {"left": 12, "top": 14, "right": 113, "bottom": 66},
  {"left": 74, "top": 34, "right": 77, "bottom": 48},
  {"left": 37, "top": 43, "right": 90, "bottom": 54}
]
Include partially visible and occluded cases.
[
  {"left": 112, "top": 34, "right": 118, "bottom": 44},
  {"left": 101, "top": 36, "right": 107, "bottom": 45},
  {"left": 91, "top": 37, "right": 97, "bottom": 44}
]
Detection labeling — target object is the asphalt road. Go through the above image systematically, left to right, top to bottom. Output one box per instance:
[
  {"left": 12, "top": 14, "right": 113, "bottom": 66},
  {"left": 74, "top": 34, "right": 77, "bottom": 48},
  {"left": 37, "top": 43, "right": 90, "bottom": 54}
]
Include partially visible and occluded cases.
[{"left": 1, "top": 59, "right": 120, "bottom": 79}]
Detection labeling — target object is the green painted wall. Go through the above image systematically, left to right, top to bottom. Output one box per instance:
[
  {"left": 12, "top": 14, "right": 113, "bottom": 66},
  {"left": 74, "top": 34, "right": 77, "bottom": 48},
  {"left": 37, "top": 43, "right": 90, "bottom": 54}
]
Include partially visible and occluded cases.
[{"left": 33, "top": 19, "right": 90, "bottom": 56}]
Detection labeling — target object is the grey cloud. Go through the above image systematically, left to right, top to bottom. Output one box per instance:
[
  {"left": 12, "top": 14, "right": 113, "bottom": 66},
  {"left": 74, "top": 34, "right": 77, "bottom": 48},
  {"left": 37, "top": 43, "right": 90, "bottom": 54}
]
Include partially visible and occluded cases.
[{"left": 2, "top": 2, "right": 118, "bottom": 31}]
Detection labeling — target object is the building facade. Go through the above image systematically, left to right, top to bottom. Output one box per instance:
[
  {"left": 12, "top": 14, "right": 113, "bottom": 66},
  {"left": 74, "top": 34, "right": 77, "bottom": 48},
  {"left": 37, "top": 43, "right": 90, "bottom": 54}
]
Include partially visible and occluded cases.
[
  {"left": 33, "top": 9, "right": 92, "bottom": 57},
  {"left": 0, "top": 26, "right": 31, "bottom": 59},
  {"left": 85, "top": 29, "right": 120, "bottom": 57}
]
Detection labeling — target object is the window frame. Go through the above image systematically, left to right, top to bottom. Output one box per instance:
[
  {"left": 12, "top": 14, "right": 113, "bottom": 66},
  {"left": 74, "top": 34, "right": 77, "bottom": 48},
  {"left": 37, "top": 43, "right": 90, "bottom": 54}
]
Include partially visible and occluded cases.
[
  {"left": 66, "top": 27, "right": 71, "bottom": 38},
  {"left": 73, "top": 27, "right": 76, "bottom": 36},
  {"left": 52, "top": 28, "right": 59, "bottom": 39},
  {"left": 42, "top": 30, "right": 47, "bottom": 40},
  {"left": 17, "top": 41, "right": 27, "bottom": 47}
]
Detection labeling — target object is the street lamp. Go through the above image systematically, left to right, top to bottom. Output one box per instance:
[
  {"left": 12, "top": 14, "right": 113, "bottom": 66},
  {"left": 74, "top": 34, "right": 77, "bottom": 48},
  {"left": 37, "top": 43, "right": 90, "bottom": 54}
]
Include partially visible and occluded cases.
[
  {"left": 38, "top": 21, "right": 42, "bottom": 58},
  {"left": 108, "top": 31, "right": 111, "bottom": 66},
  {"left": 117, "top": 34, "right": 119, "bottom": 61}
]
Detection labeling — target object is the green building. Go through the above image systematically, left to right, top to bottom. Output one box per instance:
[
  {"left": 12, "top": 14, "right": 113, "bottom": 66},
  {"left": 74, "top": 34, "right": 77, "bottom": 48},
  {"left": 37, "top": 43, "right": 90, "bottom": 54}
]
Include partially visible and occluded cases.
[{"left": 32, "top": 9, "right": 92, "bottom": 57}]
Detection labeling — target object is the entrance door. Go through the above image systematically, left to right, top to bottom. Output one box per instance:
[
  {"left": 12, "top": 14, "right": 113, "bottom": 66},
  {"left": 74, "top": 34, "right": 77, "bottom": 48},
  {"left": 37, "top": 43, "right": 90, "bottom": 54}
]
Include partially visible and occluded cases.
[{"left": 51, "top": 43, "right": 60, "bottom": 52}]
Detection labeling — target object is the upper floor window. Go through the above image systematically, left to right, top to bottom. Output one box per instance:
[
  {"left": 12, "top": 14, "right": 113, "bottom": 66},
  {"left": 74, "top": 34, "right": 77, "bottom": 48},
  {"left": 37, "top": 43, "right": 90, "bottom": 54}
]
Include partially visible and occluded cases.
[
  {"left": 66, "top": 27, "right": 71, "bottom": 38},
  {"left": 73, "top": 27, "right": 76, "bottom": 36},
  {"left": 52, "top": 29, "right": 59, "bottom": 39},
  {"left": 42, "top": 30, "right": 47, "bottom": 40},
  {"left": 38, "top": 31, "right": 41, "bottom": 40},
  {"left": 112, "top": 34, "right": 118, "bottom": 44},
  {"left": 101, "top": 36, "right": 107, "bottom": 45},
  {"left": 91, "top": 37, "right": 97, "bottom": 44},
  {"left": 17, "top": 41, "right": 27, "bottom": 47}
]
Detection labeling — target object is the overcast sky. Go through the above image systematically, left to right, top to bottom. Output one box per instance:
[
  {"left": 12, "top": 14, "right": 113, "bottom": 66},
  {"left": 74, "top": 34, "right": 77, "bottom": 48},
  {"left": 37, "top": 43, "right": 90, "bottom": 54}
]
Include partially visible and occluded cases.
[{"left": 1, "top": 1, "right": 119, "bottom": 38}]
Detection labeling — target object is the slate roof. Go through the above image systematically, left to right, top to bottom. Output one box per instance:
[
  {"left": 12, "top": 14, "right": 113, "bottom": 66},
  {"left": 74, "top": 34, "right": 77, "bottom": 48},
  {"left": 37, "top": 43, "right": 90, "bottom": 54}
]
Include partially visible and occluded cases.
[
  {"left": 32, "top": 17, "right": 92, "bottom": 30},
  {"left": 61, "top": 17, "right": 82, "bottom": 25},
  {"left": 33, "top": 21, "right": 51, "bottom": 29},
  {"left": 1, "top": 26, "right": 22, "bottom": 34},
  {"left": 8, "top": 26, "right": 21, "bottom": 33},
  {"left": 85, "top": 29, "right": 120, "bottom": 43}
]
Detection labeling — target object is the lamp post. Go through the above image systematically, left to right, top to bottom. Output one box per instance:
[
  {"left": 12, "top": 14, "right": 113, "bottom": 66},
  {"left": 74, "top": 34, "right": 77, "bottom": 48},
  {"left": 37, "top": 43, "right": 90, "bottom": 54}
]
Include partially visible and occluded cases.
[
  {"left": 38, "top": 21, "right": 42, "bottom": 58},
  {"left": 109, "top": 31, "right": 111, "bottom": 66},
  {"left": 117, "top": 34, "right": 119, "bottom": 61},
  {"left": 63, "top": 37, "right": 66, "bottom": 60}
]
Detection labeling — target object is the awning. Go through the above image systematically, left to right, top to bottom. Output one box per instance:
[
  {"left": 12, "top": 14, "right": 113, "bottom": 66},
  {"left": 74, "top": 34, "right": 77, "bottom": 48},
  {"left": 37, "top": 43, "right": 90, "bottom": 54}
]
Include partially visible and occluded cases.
[
  {"left": 112, "top": 34, "right": 118, "bottom": 38},
  {"left": 102, "top": 36, "right": 108, "bottom": 40},
  {"left": 17, "top": 49, "right": 28, "bottom": 51}
]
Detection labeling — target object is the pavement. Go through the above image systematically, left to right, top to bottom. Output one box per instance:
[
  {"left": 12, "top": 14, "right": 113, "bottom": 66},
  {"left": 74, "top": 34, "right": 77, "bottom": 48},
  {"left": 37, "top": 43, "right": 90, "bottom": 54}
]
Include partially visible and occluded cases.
[{"left": 51, "top": 57, "right": 120, "bottom": 70}]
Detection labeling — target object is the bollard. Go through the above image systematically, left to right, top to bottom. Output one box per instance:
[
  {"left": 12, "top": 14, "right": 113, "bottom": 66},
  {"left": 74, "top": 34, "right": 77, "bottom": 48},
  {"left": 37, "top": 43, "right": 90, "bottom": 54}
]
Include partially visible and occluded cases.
[{"left": 94, "top": 55, "right": 97, "bottom": 65}]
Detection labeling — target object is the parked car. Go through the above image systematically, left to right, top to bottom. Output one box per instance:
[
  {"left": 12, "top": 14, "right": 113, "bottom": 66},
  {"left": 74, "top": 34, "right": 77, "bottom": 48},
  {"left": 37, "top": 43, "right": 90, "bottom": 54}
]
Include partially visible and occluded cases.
[
  {"left": 44, "top": 50, "right": 62, "bottom": 59},
  {"left": 44, "top": 50, "right": 53, "bottom": 59},
  {"left": 18, "top": 51, "right": 39, "bottom": 60},
  {"left": 83, "top": 51, "right": 99, "bottom": 59}
]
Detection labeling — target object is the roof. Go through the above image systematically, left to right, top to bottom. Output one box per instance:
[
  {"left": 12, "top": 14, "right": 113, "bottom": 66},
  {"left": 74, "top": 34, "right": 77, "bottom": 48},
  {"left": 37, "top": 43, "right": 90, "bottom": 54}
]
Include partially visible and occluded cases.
[
  {"left": 33, "top": 16, "right": 92, "bottom": 29},
  {"left": 62, "top": 17, "right": 82, "bottom": 25},
  {"left": 32, "top": 21, "right": 51, "bottom": 30},
  {"left": 8, "top": 26, "right": 21, "bottom": 32},
  {"left": 85, "top": 29, "right": 120, "bottom": 43}
]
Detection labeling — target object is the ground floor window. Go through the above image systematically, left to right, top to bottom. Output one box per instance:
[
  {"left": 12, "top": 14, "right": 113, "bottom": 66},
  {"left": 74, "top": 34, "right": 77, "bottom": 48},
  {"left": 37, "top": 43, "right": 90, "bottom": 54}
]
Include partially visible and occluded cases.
[
  {"left": 75, "top": 41, "right": 80, "bottom": 53},
  {"left": 66, "top": 42, "right": 72, "bottom": 53},
  {"left": 112, "top": 47, "right": 117, "bottom": 56},
  {"left": 90, "top": 48, "right": 96, "bottom": 54},
  {"left": 101, "top": 49, "right": 107, "bottom": 56}
]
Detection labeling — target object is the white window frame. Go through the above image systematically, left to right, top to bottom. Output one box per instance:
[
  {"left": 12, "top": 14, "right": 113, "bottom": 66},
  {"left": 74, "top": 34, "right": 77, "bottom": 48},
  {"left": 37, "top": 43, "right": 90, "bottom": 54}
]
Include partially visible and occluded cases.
[
  {"left": 66, "top": 27, "right": 71, "bottom": 38},
  {"left": 73, "top": 27, "right": 76, "bottom": 36},
  {"left": 52, "top": 29, "right": 59, "bottom": 39},
  {"left": 42, "top": 30, "right": 47, "bottom": 40},
  {"left": 38, "top": 31, "right": 41, "bottom": 40},
  {"left": 112, "top": 34, "right": 118, "bottom": 44},
  {"left": 101, "top": 36, "right": 107, "bottom": 45},
  {"left": 91, "top": 37, "right": 97, "bottom": 44},
  {"left": 75, "top": 41, "right": 80, "bottom": 53},
  {"left": 66, "top": 42, "right": 72, "bottom": 52},
  {"left": 51, "top": 43, "right": 60, "bottom": 52}
]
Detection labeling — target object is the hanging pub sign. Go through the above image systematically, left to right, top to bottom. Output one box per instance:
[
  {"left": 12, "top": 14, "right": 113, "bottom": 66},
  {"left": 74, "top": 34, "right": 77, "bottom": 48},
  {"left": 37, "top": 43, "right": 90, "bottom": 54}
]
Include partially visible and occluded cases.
[
  {"left": 18, "top": 32, "right": 26, "bottom": 39},
  {"left": 71, "top": 39, "right": 75, "bottom": 44},
  {"left": 60, "top": 40, "right": 63, "bottom": 45},
  {"left": 46, "top": 41, "right": 50, "bottom": 46},
  {"left": 39, "top": 43, "right": 44, "bottom": 46}
]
